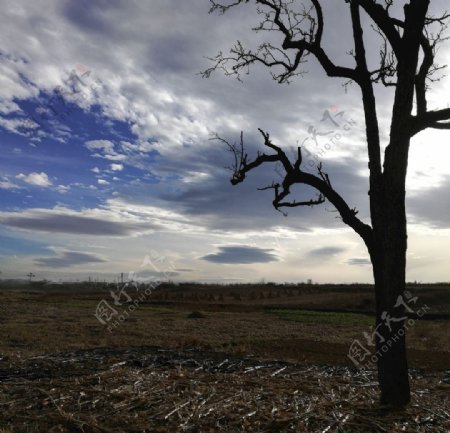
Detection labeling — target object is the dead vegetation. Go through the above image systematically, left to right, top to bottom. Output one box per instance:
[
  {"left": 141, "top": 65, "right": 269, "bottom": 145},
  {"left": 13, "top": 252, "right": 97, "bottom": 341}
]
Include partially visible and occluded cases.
[
  {"left": 0, "top": 286, "right": 448, "bottom": 431},
  {"left": 0, "top": 346, "right": 449, "bottom": 432}
]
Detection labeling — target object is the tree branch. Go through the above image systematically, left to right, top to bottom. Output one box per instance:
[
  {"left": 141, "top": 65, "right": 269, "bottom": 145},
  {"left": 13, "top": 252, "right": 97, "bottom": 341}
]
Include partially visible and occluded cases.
[
  {"left": 204, "top": 0, "right": 359, "bottom": 83},
  {"left": 209, "top": 0, "right": 248, "bottom": 15},
  {"left": 354, "top": 0, "right": 402, "bottom": 59},
  {"left": 349, "top": 1, "right": 383, "bottom": 199},
  {"left": 390, "top": 14, "right": 449, "bottom": 117},
  {"left": 369, "top": 24, "right": 398, "bottom": 87},
  {"left": 412, "top": 108, "right": 450, "bottom": 135},
  {"left": 429, "top": 122, "right": 450, "bottom": 130},
  {"left": 217, "top": 130, "right": 373, "bottom": 246},
  {"left": 258, "top": 181, "right": 325, "bottom": 216}
]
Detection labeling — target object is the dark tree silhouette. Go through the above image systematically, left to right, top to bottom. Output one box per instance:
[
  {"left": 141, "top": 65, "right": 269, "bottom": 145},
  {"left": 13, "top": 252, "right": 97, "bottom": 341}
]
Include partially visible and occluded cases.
[{"left": 203, "top": 0, "right": 450, "bottom": 407}]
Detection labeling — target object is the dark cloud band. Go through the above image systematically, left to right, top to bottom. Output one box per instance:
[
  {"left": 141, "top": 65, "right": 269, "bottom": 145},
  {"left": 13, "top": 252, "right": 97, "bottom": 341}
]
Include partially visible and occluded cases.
[{"left": 202, "top": 245, "right": 279, "bottom": 264}]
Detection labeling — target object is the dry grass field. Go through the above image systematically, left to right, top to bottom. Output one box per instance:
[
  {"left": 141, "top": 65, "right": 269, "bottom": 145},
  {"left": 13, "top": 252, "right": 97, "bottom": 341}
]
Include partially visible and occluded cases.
[{"left": 0, "top": 282, "right": 449, "bottom": 432}]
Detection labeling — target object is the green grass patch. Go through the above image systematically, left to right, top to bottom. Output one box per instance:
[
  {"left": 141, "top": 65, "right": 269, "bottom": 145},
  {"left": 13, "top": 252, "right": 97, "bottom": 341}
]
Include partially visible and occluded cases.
[
  {"left": 134, "top": 304, "right": 177, "bottom": 314},
  {"left": 268, "top": 309, "right": 373, "bottom": 326}
]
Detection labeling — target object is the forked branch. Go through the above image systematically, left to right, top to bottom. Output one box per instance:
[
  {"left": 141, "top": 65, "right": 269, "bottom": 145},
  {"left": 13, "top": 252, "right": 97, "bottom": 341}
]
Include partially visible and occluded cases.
[
  {"left": 204, "top": 0, "right": 358, "bottom": 83},
  {"left": 215, "top": 130, "right": 373, "bottom": 247}
]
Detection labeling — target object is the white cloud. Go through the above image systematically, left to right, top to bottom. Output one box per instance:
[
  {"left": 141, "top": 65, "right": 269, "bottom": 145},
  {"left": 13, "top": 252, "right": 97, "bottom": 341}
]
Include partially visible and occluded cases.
[
  {"left": 0, "top": 98, "right": 21, "bottom": 114},
  {"left": 0, "top": 117, "right": 40, "bottom": 137},
  {"left": 85, "top": 140, "right": 115, "bottom": 154},
  {"left": 86, "top": 140, "right": 127, "bottom": 162},
  {"left": 120, "top": 141, "right": 154, "bottom": 153},
  {"left": 104, "top": 154, "right": 127, "bottom": 161},
  {"left": 110, "top": 163, "right": 123, "bottom": 171},
  {"left": 92, "top": 167, "right": 100, "bottom": 173},
  {"left": 182, "top": 171, "right": 211, "bottom": 183},
  {"left": 16, "top": 172, "right": 52, "bottom": 187},
  {"left": 0, "top": 179, "right": 20, "bottom": 190},
  {"left": 97, "top": 179, "right": 109, "bottom": 185},
  {"left": 56, "top": 184, "right": 70, "bottom": 194}
]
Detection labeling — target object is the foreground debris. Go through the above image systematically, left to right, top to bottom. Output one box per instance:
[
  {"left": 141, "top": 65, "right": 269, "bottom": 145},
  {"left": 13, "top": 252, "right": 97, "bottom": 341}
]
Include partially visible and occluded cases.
[{"left": 0, "top": 346, "right": 448, "bottom": 432}]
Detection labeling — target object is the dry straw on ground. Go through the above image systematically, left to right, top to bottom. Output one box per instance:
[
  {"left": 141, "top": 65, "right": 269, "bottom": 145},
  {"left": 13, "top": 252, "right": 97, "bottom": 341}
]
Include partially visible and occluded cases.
[{"left": 0, "top": 346, "right": 449, "bottom": 432}]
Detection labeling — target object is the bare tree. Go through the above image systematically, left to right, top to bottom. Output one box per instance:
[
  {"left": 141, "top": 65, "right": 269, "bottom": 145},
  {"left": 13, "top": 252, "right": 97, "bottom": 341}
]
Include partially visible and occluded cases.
[{"left": 204, "top": 0, "right": 450, "bottom": 407}]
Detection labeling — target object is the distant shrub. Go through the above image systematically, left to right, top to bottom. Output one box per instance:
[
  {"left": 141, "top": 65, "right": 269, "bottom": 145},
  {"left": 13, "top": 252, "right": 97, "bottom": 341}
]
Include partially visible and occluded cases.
[{"left": 187, "top": 311, "right": 206, "bottom": 319}]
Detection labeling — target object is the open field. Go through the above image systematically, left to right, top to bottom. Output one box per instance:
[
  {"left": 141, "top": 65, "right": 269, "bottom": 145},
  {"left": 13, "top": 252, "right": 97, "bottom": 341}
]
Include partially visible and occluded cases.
[{"left": 0, "top": 283, "right": 449, "bottom": 432}]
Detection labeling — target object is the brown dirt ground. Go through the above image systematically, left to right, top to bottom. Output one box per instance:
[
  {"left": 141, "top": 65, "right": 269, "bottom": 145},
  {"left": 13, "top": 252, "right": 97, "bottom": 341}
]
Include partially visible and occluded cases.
[
  {"left": 0, "top": 288, "right": 449, "bottom": 432},
  {"left": 0, "top": 289, "right": 448, "bottom": 369}
]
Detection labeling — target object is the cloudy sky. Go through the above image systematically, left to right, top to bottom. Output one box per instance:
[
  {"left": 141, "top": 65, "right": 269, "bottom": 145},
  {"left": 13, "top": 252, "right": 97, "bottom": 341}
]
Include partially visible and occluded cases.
[{"left": 1, "top": 0, "right": 450, "bottom": 283}]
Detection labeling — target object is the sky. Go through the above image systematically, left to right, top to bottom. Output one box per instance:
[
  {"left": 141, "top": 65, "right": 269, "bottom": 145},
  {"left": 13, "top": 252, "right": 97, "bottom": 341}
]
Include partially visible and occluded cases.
[{"left": 0, "top": 0, "right": 450, "bottom": 284}]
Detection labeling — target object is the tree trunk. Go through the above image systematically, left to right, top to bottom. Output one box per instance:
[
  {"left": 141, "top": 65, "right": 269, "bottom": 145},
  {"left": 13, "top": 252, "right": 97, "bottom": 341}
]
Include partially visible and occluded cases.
[
  {"left": 365, "top": 0, "right": 430, "bottom": 407},
  {"left": 370, "top": 182, "right": 410, "bottom": 406},
  {"left": 372, "top": 254, "right": 411, "bottom": 406},
  {"left": 376, "top": 314, "right": 410, "bottom": 407}
]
